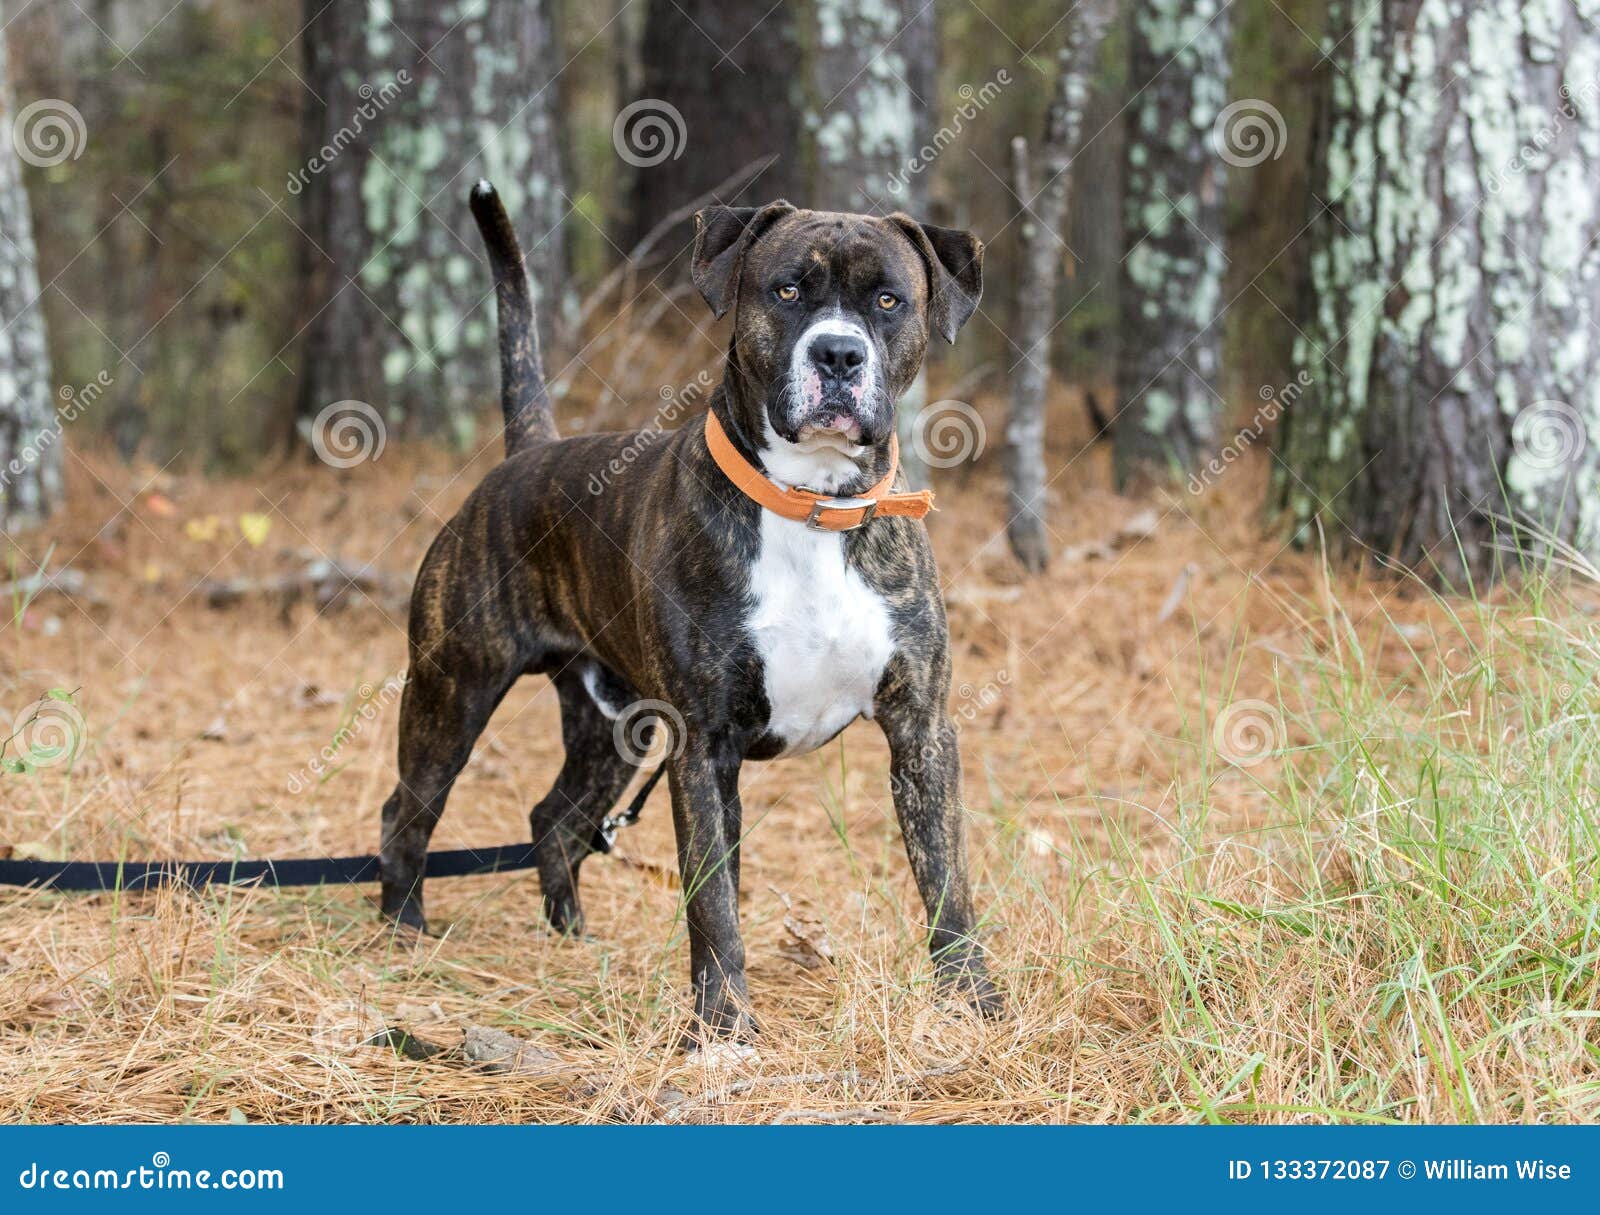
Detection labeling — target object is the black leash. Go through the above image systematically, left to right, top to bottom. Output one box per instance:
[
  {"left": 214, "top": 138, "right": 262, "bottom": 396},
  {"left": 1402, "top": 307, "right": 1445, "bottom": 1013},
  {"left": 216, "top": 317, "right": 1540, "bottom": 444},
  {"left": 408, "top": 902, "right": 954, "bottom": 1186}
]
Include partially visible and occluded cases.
[
  {"left": 0, "top": 765, "right": 667, "bottom": 894},
  {"left": 0, "top": 844, "right": 537, "bottom": 893}
]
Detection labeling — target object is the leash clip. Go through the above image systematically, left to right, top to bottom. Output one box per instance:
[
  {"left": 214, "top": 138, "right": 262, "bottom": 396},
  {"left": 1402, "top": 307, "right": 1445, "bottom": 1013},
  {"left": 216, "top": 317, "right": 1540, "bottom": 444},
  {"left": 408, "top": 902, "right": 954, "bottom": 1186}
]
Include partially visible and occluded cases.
[
  {"left": 805, "top": 495, "right": 878, "bottom": 532},
  {"left": 594, "top": 798, "right": 643, "bottom": 853}
]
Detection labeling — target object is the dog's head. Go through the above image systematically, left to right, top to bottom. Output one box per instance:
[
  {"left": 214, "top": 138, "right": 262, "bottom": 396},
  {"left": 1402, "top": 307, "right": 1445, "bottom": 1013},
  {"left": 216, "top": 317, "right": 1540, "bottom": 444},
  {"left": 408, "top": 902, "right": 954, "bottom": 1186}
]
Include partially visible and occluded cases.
[{"left": 692, "top": 203, "right": 982, "bottom": 461}]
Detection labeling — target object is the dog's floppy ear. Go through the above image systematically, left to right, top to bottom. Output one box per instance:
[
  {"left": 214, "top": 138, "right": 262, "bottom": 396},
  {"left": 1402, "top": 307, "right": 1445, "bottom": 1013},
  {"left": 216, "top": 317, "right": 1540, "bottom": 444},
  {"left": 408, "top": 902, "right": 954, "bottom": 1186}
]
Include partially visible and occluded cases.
[
  {"left": 692, "top": 201, "right": 796, "bottom": 319},
  {"left": 887, "top": 215, "right": 984, "bottom": 343}
]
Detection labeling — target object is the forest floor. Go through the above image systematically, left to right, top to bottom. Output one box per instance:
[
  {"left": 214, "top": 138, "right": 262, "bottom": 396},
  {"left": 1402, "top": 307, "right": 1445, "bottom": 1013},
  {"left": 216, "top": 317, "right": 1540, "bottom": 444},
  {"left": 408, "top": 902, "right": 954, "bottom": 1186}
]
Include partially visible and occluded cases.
[{"left": 3, "top": 383, "right": 1599, "bottom": 1124}]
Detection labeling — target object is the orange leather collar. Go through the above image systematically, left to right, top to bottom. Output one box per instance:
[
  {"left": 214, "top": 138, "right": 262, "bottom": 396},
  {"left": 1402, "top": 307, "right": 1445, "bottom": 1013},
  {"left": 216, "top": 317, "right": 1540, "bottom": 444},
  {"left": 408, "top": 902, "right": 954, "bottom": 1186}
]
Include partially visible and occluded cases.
[{"left": 704, "top": 411, "right": 934, "bottom": 532}]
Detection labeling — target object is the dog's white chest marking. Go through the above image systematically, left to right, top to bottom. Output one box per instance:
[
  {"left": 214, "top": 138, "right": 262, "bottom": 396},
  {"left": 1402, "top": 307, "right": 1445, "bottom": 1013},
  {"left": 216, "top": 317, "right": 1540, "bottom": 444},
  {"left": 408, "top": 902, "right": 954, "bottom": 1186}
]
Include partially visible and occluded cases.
[{"left": 747, "top": 511, "right": 895, "bottom": 757}]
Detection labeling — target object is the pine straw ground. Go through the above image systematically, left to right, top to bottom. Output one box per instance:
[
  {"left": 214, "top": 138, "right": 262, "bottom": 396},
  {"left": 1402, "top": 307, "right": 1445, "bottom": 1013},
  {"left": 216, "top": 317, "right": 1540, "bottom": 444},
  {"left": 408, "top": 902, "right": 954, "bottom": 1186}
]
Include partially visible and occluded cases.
[{"left": 3, "top": 389, "right": 1599, "bottom": 1124}]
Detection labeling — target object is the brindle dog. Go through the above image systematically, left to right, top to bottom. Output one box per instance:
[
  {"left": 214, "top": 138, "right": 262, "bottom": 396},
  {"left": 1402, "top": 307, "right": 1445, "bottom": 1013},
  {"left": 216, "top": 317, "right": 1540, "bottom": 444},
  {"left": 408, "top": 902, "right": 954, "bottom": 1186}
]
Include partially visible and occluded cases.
[{"left": 379, "top": 182, "right": 1000, "bottom": 1040}]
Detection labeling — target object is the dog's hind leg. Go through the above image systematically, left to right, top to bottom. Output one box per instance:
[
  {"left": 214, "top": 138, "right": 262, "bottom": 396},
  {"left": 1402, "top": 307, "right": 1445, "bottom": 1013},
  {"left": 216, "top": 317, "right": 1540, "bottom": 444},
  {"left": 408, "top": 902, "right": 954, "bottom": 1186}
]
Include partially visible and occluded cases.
[
  {"left": 380, "top": 661, "right": 512, "bottom": 934},
  {"left": 529, "top": 665, "right": 644, "bottom": 936}
]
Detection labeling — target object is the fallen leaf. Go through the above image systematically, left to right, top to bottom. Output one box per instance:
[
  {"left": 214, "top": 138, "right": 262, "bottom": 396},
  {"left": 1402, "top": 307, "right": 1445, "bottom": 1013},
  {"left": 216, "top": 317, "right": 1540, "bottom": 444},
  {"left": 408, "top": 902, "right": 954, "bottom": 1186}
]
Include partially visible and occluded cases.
[
  {"left": 1117, "top": 508, "right": 1160, "bottom": 543},
  {"left": 238, "top": 513, "right": 272, "bottom": 548},
  {"left": 184, "top": 515, "right": 224, "bottom": 542},
  {"left": 1058, "top": 540, "right": 1116, "bottom": 563},
  {"left": 290, "top": 681, "right": 339, "bottom": 710},
  {"left": 11, "top": 840, "right": 62, "bottom": 862},
  {"left": 774, "top": 889, "right": 834, "bottom": 970},
  {"left": 25, "top": 983, "right": 78, "bottom": 1015},
  {"left": 396, "top": 1001, "right": 446, "bottom": 1025}
]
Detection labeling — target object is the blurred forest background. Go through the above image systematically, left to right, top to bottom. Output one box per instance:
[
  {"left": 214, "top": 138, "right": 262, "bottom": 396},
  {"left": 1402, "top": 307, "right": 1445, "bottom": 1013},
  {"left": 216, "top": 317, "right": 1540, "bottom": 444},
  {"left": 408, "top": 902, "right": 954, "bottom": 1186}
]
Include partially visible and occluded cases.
[
  {"left": 1, "top": 0, "right": 1597, "bottom": 586},
  {"left": 0, "top": 1, "right": 1314, "bottom": 506}
]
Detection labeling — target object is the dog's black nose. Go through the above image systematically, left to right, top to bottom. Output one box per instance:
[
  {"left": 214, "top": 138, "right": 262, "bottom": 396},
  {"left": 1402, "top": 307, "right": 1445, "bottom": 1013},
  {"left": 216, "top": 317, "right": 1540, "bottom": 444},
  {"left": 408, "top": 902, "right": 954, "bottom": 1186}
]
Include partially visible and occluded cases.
[{"left": 810, "top": 333, "right": 867, "bottom": 381}]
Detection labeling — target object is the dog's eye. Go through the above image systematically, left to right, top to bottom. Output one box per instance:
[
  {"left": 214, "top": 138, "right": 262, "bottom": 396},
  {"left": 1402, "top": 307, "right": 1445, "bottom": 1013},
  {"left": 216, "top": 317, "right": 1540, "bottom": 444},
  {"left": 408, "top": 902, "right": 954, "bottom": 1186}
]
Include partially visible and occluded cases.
[
  {"left": 775, "top": 284, "right": 799, "bottom": 303},
  {"left": 876, "top": 292, "right": 900, "bottom": 311}
]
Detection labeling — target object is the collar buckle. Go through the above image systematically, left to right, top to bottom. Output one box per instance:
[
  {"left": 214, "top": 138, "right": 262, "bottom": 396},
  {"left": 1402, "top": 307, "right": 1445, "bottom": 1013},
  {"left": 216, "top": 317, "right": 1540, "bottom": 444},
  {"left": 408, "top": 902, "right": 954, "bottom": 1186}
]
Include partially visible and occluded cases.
[{"left": 805, "top": 496, "right": 878, "bottom": 531}]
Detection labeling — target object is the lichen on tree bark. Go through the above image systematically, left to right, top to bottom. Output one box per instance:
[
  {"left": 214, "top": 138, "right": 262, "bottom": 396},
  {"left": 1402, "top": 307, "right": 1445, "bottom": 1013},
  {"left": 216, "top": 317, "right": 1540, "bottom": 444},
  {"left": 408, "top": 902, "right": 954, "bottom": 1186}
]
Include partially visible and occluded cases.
[
  {"left": 298, "top": 0, "right": 571, "bottom": 447},
  {"left": 359, "top": 0, "right": 571, "bottom": 442},
  {"left": 807, "top": 0, "right": 935, "bottom": 486},
  {"left": 1114, "top": 0, "right": 1230, "bottom": 488},
  {"left": 1277, "top": 0, "right": 1600, "bottom": 583}
]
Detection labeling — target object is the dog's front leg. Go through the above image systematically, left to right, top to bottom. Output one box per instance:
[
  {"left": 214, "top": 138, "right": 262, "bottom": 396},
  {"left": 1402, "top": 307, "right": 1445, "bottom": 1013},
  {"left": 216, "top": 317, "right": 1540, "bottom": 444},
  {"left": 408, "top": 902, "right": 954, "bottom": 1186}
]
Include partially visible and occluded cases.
[
  {"left": 879, "top": 697, "right": 1002, "bottom": 1015},
  {"left": 665, "top": 731, "right": 752, "bottom": 1042}
]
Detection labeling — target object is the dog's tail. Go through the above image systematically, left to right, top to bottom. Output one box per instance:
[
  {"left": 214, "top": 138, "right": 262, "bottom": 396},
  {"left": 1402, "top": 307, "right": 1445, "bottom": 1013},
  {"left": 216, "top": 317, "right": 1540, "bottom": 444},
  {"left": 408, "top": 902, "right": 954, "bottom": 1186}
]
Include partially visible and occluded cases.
[{"left": 469, "top": 180, "right": 556, "bottom": 453}]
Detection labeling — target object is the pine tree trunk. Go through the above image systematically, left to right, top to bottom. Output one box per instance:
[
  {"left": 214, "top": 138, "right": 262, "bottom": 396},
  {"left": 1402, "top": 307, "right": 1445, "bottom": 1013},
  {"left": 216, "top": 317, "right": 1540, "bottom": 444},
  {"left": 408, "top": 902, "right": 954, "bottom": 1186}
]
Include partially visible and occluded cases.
[
  {"left": 294, "top": 0, "right": 374, "bottom": 450},
  {"left": 296, "top": 0, "right": 571, "bottom": 445},
  {"left": 622, "top": 0, "right": 801, "bottom": 251},
  {"left": 808, "top": 0, "right": 935, "bottom": 486},
  {"left": 809, "top": 0, "right": 929, "bottom": 215},
  {"left": 1113, "top": 0, "right": 1230, "bottom": 488},
  {"left": 1276, "top": 0, "right": 1600, "bottom": 584},
  {"left": 1005, "top": 1, "right": 1115, "bottom": 571},
  {"left": 0, "top": 27, "right": 58, "bottom": 531}
]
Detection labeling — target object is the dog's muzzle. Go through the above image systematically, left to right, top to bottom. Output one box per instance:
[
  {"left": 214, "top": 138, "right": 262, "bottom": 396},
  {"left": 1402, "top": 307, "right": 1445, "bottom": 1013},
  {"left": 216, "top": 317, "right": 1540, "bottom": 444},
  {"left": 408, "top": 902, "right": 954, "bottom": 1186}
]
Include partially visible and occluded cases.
[{"left": 787, "top": 319, "right": 885, "bottom": 443}]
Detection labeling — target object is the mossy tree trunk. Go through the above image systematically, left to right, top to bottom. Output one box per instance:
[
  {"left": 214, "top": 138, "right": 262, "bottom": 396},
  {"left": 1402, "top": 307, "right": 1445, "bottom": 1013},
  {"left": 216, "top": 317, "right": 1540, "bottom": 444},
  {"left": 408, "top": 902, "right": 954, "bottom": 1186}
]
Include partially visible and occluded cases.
[
  {"left": 297, "top": 0, "right": 571, "bottom": 446},
  {"left": 808, "top": 0, "right": 935, "bottom": 486},
  {"left": 808, "top": 0, "right": 929, "bottom": 216},
  {"left": 1113, "top": 0, "right": 1229, "bottom": 488},
  {"left": 1276, "top": 0, "right": 1600, "bottom": 584},
  {"left": 0, "top": 25, "right": 58, "bottom": 531}
]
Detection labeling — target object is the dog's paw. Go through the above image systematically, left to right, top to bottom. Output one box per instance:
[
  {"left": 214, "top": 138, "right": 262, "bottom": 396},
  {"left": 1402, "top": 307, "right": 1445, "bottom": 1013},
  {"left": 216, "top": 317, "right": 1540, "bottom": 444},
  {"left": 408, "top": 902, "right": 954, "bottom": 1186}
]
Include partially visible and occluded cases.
[{"left": 544, "top": 911, "right": 590, "bottom": 941}]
